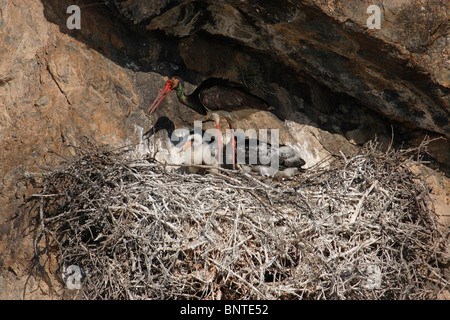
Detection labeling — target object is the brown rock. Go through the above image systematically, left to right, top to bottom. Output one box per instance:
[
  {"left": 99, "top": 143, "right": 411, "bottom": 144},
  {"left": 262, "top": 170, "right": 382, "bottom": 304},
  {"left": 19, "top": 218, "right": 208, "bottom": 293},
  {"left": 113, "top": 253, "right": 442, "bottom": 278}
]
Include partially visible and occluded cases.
[
  {"left": 0, "top": 0, "right": 448, "bottom": 299},
  {"left": 107, "top": 0, "right": 449, "bottom": 138}
]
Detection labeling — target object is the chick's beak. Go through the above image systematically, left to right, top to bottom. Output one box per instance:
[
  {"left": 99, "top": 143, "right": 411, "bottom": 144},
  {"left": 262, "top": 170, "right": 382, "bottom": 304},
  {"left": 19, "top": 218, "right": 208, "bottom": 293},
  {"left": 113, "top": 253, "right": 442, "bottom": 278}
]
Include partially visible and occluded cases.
[
  {"left": 148, "top": 81, "right": 172, "bottom": 113},
  {"left": 179, "top": 141, "right": 192, "bottom": 153}
]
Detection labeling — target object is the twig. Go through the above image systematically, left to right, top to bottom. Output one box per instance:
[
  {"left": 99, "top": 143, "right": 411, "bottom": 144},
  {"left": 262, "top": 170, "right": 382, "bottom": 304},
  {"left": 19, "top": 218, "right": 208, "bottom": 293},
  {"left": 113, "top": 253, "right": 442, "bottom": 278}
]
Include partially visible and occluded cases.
[
  {"left": 25, "top": 138, "right": 448, "bottom": 300},
  {"left": 350, "top": 180, "right": 379, "bottom": 223}
]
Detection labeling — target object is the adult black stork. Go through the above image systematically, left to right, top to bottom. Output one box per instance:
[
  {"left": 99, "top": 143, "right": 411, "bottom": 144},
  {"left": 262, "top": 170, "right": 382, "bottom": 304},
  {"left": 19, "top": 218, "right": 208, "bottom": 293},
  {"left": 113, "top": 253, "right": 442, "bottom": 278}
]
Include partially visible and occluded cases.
[{"left": 147, "top": 77, "right": 274, "bottom": 168}]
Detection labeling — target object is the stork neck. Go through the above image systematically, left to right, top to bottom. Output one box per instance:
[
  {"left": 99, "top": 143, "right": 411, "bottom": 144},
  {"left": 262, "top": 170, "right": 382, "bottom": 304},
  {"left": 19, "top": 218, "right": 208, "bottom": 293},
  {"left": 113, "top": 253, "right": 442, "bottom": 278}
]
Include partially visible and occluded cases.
[
  {"left": 175, "top": 81, "right": 206, "bottom": 115},
  {"left": 175, "top": 82, "right": 188, "bottom": 106}
]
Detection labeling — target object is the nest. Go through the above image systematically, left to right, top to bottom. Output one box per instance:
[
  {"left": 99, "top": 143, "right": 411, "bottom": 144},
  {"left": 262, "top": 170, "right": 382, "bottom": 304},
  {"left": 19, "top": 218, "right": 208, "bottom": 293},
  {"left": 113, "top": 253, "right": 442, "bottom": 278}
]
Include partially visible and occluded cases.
[{"left": 29, "top": 140, "right": 449, "bottom": 300}]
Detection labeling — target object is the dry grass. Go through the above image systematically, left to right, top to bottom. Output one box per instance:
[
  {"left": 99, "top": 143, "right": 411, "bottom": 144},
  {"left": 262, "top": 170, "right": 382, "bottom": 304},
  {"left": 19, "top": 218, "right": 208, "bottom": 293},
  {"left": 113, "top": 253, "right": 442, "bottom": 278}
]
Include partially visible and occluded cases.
[{"left": 28, "top": 139, "right": 449, "bottom": 299}]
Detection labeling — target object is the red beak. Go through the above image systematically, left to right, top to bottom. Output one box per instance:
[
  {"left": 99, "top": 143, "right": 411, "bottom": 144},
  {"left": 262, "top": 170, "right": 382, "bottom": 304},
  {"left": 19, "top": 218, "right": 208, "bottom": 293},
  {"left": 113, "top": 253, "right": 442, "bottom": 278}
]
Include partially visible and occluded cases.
[{"left": 148, "top": 81, "right": 172, "bottom": 113}]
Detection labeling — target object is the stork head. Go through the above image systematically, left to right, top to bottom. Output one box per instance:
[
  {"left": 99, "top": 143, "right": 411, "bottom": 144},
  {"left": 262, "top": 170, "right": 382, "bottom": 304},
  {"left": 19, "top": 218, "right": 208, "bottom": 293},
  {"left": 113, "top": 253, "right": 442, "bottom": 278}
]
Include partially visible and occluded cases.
[
  {"left": 148, "top": 77, "right": 182, "bottom": 113},
  {"left": 168, "top": 77, "right": 181, "bottom": 90},
  {"left": 178, "top": 132, "right": 219, "bottom": 167}
]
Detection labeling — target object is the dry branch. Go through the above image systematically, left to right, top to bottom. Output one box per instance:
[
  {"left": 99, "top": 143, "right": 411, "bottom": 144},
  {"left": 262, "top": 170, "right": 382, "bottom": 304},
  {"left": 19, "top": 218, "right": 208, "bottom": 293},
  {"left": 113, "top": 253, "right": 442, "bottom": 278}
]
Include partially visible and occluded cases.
[{"left": 28, "top": 140, "right": 449, "bottom": 300}]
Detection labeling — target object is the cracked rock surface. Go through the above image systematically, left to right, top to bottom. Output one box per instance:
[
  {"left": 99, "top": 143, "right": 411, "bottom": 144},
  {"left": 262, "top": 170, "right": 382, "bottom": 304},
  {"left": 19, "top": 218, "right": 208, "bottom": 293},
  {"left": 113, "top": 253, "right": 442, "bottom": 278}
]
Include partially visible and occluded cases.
[{"left": 0, "top": 0, "right": 448, "bottom": 299}]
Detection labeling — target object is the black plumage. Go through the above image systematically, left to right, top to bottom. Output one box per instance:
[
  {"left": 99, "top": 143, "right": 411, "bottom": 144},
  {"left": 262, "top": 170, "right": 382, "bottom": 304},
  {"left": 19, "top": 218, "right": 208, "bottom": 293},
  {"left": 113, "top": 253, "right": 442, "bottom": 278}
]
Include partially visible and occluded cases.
[{"left": 189, "top": 78, "right": 273, "bottom": 114}]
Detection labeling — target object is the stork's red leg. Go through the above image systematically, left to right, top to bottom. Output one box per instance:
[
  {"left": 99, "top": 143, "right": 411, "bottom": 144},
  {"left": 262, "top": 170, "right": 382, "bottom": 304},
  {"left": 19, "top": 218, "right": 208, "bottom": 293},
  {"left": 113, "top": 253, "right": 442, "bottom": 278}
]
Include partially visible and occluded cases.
[{"left": 229, "top": 123, "right": 235, "bottom": 170}]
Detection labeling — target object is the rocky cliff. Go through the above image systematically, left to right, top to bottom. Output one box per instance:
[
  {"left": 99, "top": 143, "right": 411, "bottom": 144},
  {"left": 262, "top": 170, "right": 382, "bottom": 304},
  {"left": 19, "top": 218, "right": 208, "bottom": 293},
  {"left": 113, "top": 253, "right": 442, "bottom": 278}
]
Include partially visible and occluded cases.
[{"left": 0, "top": 0, "right": 448, "bottom": 299}]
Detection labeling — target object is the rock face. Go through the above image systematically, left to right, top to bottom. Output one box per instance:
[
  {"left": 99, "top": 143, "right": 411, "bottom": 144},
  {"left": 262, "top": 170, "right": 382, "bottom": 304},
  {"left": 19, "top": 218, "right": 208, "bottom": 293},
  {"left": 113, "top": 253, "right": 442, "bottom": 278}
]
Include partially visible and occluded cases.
[
  {"left": 0, "top": 0, "right": 448, "bottom": 298},
  {"left": 106, "top": 0, "right": 449, "bottom": 136}
]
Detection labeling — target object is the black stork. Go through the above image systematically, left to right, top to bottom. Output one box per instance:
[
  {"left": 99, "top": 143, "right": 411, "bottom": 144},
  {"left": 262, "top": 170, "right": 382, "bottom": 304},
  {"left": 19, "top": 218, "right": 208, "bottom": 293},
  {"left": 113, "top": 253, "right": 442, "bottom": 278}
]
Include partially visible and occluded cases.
[{"left": 147, "top": 77, "right": 274, "bottom": 168}]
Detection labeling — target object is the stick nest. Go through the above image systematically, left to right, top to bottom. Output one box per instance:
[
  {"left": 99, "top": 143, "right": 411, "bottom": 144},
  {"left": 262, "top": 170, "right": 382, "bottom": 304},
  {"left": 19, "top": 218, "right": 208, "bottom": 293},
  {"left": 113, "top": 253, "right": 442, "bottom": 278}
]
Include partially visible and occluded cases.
[{"left": 29, "top": 140, "right": 449, "bottom": 299}]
